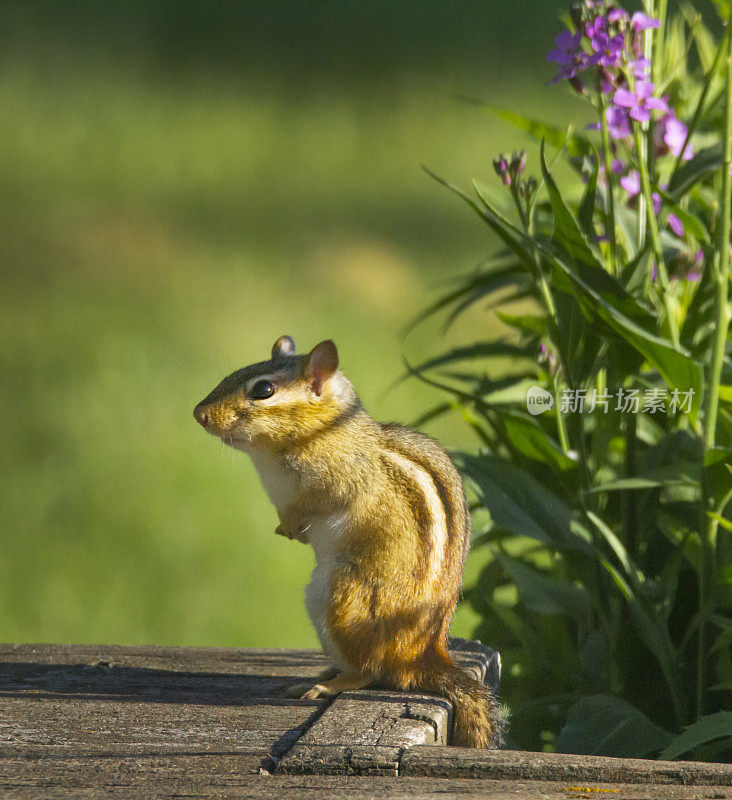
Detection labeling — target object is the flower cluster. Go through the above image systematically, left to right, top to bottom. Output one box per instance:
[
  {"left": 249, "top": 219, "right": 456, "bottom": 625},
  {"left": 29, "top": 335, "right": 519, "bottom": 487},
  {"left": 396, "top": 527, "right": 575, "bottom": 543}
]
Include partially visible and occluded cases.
[
  {"left": 543, "top": 1, "right": 699, "bottom": 250},
  {"left": 548, "top": 2, "right": 693, "bottom": 162},
  {"left": 493, "top": 150, "right": 538, "bottom": 199},
  {"left": 493, "top": 151, "right": 526, "bottom": 187}
]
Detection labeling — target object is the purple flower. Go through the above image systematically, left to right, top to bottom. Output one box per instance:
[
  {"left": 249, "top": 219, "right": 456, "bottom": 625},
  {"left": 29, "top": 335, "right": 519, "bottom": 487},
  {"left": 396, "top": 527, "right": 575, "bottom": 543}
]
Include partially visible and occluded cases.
[
  {"left": 608, "top": 8, "right": 629, "bottom": 23},
  {"left": 632, "top": 12, "right": 660, "bottom": 31},
  {"left": 586, "top": 15, "right": 608, "bottom": 38},
  {"left": 548, "top": 30, "right": 584, "bottom": 80},
  {"left": 590, "top": 31, "right": 624, "bottom": 67},
  {"left": 629, "top": 56, "right": 651, "bottom": 79},
  {"left": 600, "top": 73, "right": 616, "bottom": 94},
  {"left": 569, "top": 75, "right": 588, "bottom": 95},
  {"left": 614, "top": 81, "right": 668, "bottom": 123},
  {"left": 606, "top": 104, "right": 631, "bottom": 139},
  {"left": 655, "top": 113, "right": 694, "bottom": 160},
  {"left": 493, "top": 156, "right": 511, "bottom": 186},
  {"left": 611, "top": 159, "right": 625, "bottom": 174},
  {"left": 620, "top": 169, "right": 641, "bottom": 196},
  {"left": 620, "top": 169, "right": 661, "bottom": 213},
  {"left": 667, "top": 213, "right": 685, "bottom": 237},
  {"left": 686, "top": 270, "right": 701, "bottom": 282},
  {"left": 539, "top": 343, "right": 557, "bottom": 372}
]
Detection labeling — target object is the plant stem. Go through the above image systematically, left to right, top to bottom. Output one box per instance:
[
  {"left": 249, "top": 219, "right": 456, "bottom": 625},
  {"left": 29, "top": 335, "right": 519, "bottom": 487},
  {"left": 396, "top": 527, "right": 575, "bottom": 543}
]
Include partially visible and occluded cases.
[
  {"left": 637, "top": 0, "right": 656, "bottom": 249},
  {"left": 651, "top": 0, "right": 668, "bottom": 94},
  {"left": 697, "top": 7, "right": 732, "bottom": 720},
  {"left": 598, "top": 88, "right": 619, "bottom": 275},
  {"left": 632, "top": 122, "right": 680, "bottom": 348},
  {"left": 510, "top": 184, "right": 528, "bottom": 230},
  {"left": 525, "top": 196, "right": 573, "bottom": 460},
  {"left": 535, "top": 274, "right": 572, "bottom": 456},
  {"left": 550, "top": 373, "right": 571, "bottom": 455},
  {"left": 621, "top": 407, "right": 637, "bottom": 556}
]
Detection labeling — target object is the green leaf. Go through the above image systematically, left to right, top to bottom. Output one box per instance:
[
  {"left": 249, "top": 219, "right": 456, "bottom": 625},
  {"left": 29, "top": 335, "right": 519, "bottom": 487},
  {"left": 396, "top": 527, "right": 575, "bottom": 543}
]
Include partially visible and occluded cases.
[
  {"left": 706, "top": 0, "right": 730, "bottom": 20},
  {"left": 688, "top": 12, "right": 718, "bottom": 73},
  {"left": 486, "top": 107, "right": 567, "bottom": 149},
  {"left": 486, "top": 107, "right": 592, "bottom": 159},
  {"left": 540, "top": 139, "right": 600, "bottom": 267},
  {"left": 668, "top": 144, "right": 724, "bottom": 197},
  {"left": 538, "top": 145, "right": 656, "bottom": 328},
  {"left": 578, "top": 146, "right": 600, "bottom": 240},
  {"left": 476, "top": 156, "right": 703, "bottom": 412},
  {"left": 424, "top": 166, "right": 539, "bottom": 275},
  {"left": 514, "top": 171, "right": 704, "bottom": 419},
  {"left": 654, "top": 185, "right": 710, "bottom": 243},
  {"left": 621, "top": 245, "right": 652, "bottom": 295},
  {"left": 549, "top": 252, "right": 704, "bottom": 422},
  {"left": 407, "top": 260, "right": 524, "bottom": 331},
  {"left": 680, "top": 268, "right": 717, "bottom": 358},
  {"left": 444, "top": 282, "right": 533, "bottom": 331},
  {"left": 494, "top": 309, "right": 547, "bottom": 334},
  {"left": 411, "top": 341, "right": 535, "bottom": 373},
  {"left": 478, "top": 378, "right": 539, "bottom": 405},
  {"left": 408, "top": 402, "right": 452, "bottom": 429},
  {"left": 500, "top": 411, "right": 577, "bottom": 472},
  {"left": 705, "top": 447, "right": 732, "bottom": 511},
  {"left": 456, "top": 452, "right": 591, "bottom": 553},
  {"left": 587, "top": 463, "right": 700, "bottom": 494},
  {"left": 587, "top": 477, "right": 691, "bottom": 492},
  {"left": 708, "top": 511, "right": 732, "bottom": 533},
  {"left": 588, "top": 512, "right": 642, "bottom": 585},
  {"left": 593, "top": 527, "right": 683, "bottom": 722},
  {"left": 495, "top": 552, "right": 589, "bottom": 618},
  {"left": 556, "top": 695, "right": 672, "bottom": 758},
  {"left": 658, "top": 712, "right": 732, "bottom": 760}
]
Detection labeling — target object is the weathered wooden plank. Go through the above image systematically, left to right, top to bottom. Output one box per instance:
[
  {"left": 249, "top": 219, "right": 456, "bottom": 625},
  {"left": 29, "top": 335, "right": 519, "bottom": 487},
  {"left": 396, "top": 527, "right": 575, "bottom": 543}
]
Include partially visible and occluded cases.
[
  {"left": 3, "top": 643, "right": 727, "bottom": 800},
  {"left": 0, "top": 644, "right": 328, "bottom": 776},
  {"left": 0, "top": 644, "right": 330, "bottom": 686},
  {"left": 0, "top": 696, "right": 319, "bottom": 758},
  {"left": 401, "top": 746, "right": 732, "bottom": 785},
  {"left": 1, "top": 771, "right": 729, "bottom": 800}
]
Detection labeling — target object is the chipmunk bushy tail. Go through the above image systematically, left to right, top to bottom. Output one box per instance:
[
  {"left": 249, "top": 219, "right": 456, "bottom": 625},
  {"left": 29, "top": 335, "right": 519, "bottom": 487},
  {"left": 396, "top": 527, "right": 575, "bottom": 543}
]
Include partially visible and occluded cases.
[{"left": 417, "top": 646, "right": 503, "bottom": 749}]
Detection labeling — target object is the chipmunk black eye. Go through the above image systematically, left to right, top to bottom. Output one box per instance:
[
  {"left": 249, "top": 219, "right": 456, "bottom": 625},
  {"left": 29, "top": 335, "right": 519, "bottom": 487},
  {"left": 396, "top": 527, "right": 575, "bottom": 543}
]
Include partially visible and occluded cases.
[{"left": 249, "top": 379, "right": 275, "bottom": 400}]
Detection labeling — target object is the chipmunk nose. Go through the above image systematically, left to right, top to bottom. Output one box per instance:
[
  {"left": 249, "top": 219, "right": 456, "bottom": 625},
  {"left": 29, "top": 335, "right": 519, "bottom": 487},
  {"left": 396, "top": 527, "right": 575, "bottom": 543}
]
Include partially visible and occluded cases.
[{"left": 193, "top": 405, "right": 210, "bottom": 427}]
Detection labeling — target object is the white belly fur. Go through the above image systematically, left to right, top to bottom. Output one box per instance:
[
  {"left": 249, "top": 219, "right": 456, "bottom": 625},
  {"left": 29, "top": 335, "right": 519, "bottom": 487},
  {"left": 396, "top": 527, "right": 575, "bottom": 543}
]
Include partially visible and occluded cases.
[
  {"left": 245, "top": 445, "right": 348, "bottom": 671},
  {"left": 304, "top": 513, "right": 350, "bottom": 672}
]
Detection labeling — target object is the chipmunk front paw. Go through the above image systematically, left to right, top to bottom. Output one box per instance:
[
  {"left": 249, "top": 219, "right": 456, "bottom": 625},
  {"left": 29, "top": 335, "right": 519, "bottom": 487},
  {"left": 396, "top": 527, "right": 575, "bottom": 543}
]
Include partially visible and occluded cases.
[{"left": 275, "top": 522, "right": 309, "bottom": 544}]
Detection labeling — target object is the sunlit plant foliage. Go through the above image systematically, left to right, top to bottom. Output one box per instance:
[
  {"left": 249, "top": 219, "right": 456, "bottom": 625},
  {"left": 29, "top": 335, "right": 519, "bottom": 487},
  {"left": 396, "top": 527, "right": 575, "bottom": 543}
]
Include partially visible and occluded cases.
[{"left": 415, "top": 0, "right": 732, "bottom": 759}]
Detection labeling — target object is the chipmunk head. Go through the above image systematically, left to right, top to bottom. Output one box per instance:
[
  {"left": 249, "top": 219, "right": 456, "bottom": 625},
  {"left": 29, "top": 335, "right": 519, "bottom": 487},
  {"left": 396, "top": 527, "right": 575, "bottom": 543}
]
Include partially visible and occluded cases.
[{"left": 194, "top": 336, "right": 359, "bottom": 450}]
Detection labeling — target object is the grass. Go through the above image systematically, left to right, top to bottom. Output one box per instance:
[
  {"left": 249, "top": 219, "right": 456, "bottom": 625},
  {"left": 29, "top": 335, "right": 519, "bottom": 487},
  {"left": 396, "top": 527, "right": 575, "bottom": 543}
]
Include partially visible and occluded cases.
[{"left": 0, "top": 1, "right": 585, "bottom": 648}]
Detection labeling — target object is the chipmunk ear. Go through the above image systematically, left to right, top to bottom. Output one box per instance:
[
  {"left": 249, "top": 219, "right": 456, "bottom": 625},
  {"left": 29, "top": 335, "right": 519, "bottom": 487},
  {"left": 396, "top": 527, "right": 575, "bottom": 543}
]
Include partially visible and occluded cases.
[
  {"left": 271, "top": 335, "right": 296, "bottom": 359},
  {"left": 304, "top": 340, "right": 339, "bottom": 395}
]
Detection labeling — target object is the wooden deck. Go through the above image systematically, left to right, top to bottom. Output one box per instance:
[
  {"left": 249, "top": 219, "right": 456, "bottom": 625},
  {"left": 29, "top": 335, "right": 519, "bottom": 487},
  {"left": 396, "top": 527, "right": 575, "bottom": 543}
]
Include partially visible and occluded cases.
[{"left": 1, "top": 642, "right": 729, "bottom": 799}]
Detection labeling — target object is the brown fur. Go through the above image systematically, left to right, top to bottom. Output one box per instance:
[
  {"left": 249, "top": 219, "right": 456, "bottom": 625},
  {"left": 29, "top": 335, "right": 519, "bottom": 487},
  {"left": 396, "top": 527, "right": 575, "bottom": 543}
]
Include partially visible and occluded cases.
[{"left": 194, "top": 338, "right": 502, "bottom": 748}]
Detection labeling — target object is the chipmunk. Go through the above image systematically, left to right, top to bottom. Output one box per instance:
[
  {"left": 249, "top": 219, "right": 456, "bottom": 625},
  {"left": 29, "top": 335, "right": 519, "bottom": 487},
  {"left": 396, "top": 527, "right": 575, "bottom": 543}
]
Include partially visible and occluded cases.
[{"left": 193, "top": 336, "right": 501, "bottom": 748}]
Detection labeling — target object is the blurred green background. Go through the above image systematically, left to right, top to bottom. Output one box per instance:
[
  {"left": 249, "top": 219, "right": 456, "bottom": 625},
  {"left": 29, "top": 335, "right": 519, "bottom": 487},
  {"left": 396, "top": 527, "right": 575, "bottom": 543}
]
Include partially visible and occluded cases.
[{"left": 0, "top": 0, "right": 580, "bottom": 648}]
